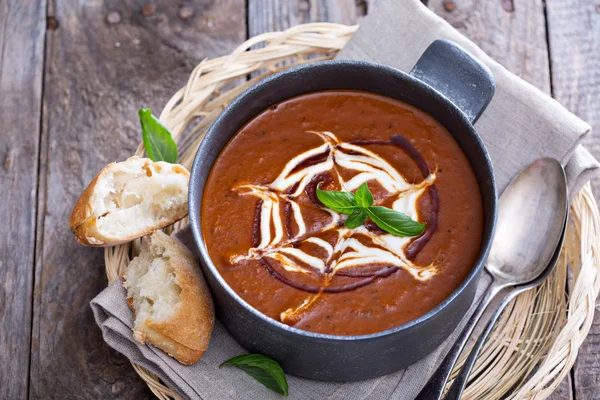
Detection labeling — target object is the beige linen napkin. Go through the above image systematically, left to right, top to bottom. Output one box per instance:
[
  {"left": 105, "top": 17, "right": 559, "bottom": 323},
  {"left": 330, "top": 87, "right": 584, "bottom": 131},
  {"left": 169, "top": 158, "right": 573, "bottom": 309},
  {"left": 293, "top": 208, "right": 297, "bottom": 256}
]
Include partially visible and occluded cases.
[{"left": 91, "top": 0, "right": 599, "bottom": 399}]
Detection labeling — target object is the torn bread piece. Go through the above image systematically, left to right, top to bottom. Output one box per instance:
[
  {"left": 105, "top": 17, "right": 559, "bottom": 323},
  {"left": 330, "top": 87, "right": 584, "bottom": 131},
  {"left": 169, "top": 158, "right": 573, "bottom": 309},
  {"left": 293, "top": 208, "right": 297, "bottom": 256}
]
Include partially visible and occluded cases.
[
  {"left": 69, "top": 156, "right": 189, "bottom": 246},
  {"left": 123, "top": 231, "right": 214, "bottom": 365}
]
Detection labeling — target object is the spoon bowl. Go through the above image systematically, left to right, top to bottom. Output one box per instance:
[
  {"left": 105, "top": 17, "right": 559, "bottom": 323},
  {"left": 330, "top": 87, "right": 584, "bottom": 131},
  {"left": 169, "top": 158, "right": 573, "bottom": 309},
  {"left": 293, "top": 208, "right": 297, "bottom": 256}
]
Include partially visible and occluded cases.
[{"left": 487, "top": 158, "right": 568, "bottom": 284}]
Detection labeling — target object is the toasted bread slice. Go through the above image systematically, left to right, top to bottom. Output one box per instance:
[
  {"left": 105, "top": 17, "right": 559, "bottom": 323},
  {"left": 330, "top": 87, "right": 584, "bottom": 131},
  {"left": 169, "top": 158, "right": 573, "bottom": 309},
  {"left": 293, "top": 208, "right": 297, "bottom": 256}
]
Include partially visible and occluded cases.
[
  {"left": 69, "top": 156, "right": 189, "bottom": 246},
  {"left": 123, "top": 231, "right": 214, "bottom": 365}
]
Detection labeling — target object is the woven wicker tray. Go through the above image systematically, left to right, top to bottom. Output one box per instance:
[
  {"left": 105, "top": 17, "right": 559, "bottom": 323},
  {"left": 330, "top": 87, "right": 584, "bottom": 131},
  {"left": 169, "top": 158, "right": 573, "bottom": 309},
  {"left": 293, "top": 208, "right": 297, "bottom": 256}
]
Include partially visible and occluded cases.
[{"left": 104, "top": 23, "right": 600, "bottom": 399}]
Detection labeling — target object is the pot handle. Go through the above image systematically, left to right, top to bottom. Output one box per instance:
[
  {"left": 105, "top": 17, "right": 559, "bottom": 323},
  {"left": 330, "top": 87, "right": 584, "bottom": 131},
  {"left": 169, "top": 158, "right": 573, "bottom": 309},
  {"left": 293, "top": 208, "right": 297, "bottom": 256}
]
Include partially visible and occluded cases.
[{"left": 409, "top": 39, "right": 495, "bottom": 124}]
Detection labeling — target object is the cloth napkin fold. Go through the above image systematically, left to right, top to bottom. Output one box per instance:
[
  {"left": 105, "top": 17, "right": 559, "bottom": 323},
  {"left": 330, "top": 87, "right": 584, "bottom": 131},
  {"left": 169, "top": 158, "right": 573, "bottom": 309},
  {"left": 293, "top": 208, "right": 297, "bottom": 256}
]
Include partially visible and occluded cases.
[{"left": 91, "top": 0, "right": 599, "bottom": 399}]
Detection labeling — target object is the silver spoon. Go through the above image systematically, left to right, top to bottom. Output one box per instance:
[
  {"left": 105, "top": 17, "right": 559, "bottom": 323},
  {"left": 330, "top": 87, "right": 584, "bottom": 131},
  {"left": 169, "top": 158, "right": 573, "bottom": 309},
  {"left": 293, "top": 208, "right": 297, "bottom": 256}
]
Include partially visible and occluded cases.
[
  {"left": 416, "top": 158, "right": 568, "bottom": 400},
  {"left": 442, "top": 159, "right": 567, "bottom": 399},
  {"left": 443, "top": 225, "right": 566, "bottom": 399}
]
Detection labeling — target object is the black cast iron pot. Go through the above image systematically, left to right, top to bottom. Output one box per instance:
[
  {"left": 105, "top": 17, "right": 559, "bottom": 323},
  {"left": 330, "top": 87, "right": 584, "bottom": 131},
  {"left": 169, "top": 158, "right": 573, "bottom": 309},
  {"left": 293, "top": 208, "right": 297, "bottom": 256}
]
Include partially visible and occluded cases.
[{"left": 187, "top": 40, "right": 497, "bottom": 381}]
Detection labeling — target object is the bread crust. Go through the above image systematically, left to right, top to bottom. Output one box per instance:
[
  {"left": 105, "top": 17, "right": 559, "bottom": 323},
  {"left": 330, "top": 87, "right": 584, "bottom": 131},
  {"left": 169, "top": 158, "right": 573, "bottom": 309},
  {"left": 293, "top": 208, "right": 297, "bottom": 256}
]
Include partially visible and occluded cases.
[
  {"left": 69, "top": 156, "right": 190, "bottom": 247},
  {"left": 69, "top": 164, "right": 106, "bottom": 234},
  {"left": 125, "top": 232, "right": 215, "bottom": 365}
]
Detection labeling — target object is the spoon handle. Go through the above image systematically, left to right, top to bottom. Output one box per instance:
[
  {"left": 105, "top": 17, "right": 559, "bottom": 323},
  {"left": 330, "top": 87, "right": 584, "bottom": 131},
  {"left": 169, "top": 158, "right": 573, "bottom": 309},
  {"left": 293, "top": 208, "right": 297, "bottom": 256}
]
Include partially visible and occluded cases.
[
  {"left": 415, "top": 283, "right": 502, "bottom": 400},
  {"left": 442, "top": 288, "right": 523, "bottom": 400}
]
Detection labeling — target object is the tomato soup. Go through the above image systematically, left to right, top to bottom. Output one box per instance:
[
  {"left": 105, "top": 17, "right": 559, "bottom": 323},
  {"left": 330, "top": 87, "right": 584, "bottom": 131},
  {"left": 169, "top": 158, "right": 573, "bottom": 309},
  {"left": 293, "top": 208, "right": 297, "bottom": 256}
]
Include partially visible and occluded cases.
[{"left": 201, "top": 90, "right": 483, "bottom": 336}]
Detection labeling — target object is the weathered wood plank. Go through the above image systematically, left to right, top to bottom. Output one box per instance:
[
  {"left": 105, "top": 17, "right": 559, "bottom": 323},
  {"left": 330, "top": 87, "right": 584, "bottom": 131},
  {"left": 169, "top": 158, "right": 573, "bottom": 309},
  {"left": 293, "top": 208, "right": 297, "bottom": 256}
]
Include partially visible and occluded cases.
[
  {"left": 0, "top": 0, "right": 46, "bottom": 399},
  {"left": 247, "top": 0, "right": 361, "bottom": 35},
  {"left": 429, "top": 0, "right": 551, "bottom": 93},
  {"left": 547, "top": 0, "right": 600, "bottom": 195},
  {"left": 29, "top": 1, "right": 246, "bottom": 398},
  {"left": 428, "top": 1, "right": 576, "bottom": 399},
  {"left": 546, "top": 1, "right": 600, "bottom": 399}
]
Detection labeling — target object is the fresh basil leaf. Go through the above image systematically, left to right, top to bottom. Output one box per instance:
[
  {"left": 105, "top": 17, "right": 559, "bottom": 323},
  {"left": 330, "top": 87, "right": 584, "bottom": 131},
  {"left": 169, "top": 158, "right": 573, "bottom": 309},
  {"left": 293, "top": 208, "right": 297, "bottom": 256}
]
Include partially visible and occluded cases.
[
  {"left": 139, "top": 108, "right": 178, "bottom": 163},
  {"left": 354, "top": 182, "right": 374, "bottom": 208},
  {"left": 316, "top": 183, "right": 357, "bottom": 214},
  {"left": 367, "top": 206, "right": 426, "bottom": 237},
  {"left": 345, "top": 208, "right": 368, "bottom": 228},
  {"left": 220, "top": 354, "right": 288, "bottom": 397}
]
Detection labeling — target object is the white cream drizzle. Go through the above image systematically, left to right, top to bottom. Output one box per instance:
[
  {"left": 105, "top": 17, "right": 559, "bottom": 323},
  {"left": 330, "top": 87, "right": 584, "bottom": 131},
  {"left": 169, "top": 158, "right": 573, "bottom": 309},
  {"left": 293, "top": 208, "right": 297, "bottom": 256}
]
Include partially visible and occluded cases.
[{"left": 231, "top": 131, "right": 439, "bottom": 322}]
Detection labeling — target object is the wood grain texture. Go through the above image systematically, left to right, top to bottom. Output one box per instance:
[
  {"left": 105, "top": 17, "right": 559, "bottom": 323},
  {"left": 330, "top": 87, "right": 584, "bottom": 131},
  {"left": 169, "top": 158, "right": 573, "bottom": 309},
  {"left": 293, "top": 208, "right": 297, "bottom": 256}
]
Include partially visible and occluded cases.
[
  {"left": 0, "top": 0, "right": 46, "bottom": 399},
  {"left": 247, "top": 0, "right": 361, "bottom": 35},
  {"left": 429, "top": 0, "right": 551, "bottom": 93},
  {"left": 546, "top": 0, "right": 600, "bottom": 399},
  {"left": 547, "top": 0, "right": 600, "bottom": 194},
  {"left": 29, "top": 1, "right": 245, "bottom": 398},
  {"left": 428, "top": 1, "right": 575, "bottom": 398}
]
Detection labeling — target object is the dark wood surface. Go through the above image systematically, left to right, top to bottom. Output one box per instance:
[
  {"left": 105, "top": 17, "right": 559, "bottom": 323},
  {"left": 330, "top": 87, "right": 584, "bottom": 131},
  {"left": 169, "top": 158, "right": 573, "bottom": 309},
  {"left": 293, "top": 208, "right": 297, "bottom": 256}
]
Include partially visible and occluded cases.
[
  {"left": 1, "top": 0, "right": 598, "bottom": 398},
  {"left": 0, "top": 1, "right": 46, "bottom": 399},
  {"left": 546, "top": 1, "right": 600, "bottom": 399}
]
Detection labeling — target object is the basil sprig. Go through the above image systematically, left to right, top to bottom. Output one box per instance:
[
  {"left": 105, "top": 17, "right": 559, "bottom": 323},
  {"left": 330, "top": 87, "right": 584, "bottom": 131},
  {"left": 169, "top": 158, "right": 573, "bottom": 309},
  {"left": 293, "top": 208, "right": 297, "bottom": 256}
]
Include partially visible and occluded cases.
[
  {"left": 139, "top": 108, "right": 178, "bottom": 163},
  {"left": 316, "top": 182, "right": 426, "bottom": 237},
  {"left": 313, "top": 188, "right": 357, "bottom": 214},
  {"left": 367, "top": 206, "right": 426, "bottom": 237},
  {"left": 345, "top": 208, "right": 368, "bottom": 228},
  {"left": 220, "top": 354, "right": 289, "bottom": 397}
]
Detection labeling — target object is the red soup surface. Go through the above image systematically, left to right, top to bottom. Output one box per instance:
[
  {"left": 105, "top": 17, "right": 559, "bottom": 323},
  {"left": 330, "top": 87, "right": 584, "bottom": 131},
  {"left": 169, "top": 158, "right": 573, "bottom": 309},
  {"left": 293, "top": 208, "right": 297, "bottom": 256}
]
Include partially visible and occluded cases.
[{"left": 201, "top": 90, "right": 484, "bottom": 336}]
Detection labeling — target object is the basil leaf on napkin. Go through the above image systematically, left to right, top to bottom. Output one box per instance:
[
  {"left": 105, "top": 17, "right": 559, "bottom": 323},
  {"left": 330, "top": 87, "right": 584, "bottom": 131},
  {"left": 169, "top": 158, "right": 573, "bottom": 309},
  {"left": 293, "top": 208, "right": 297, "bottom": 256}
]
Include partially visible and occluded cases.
[
  {"left": 139, "top": 108, "right": 178, "bottom": 163},
  {"left": 316, "top": 184, "right": 357, "bottom": 214},
  {"left": 367, "top": 206, "right": 426, "bottom": 237},
  {"left": 220, "top": 354, "right": 289, "bottom": 397}
]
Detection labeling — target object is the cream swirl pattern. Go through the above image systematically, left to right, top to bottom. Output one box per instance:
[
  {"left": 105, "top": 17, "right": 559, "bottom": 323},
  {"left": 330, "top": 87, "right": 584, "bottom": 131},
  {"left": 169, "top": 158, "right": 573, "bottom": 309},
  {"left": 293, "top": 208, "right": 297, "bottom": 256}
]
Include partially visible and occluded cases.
[{"left": 231, "top": 131, "right": 439, "bottom": 314}]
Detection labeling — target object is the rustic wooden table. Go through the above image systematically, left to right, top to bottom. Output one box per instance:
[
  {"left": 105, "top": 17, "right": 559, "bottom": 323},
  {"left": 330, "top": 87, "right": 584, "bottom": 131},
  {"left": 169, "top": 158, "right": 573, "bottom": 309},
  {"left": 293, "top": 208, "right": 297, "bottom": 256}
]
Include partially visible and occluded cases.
[{"left": 2, "top": 0, "right": 599, "bottom": 398}]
